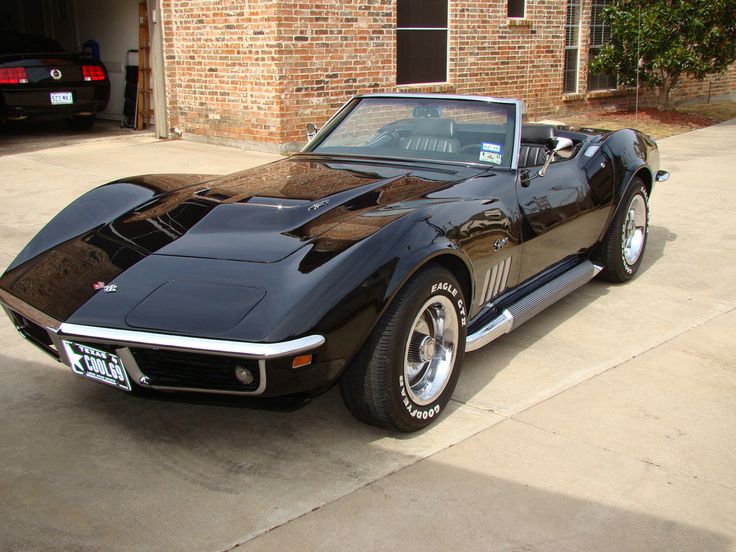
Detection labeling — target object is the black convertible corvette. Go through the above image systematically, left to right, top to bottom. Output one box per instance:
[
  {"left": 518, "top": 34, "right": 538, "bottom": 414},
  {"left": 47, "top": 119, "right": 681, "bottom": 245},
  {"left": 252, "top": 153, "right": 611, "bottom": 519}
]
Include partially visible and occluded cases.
[{"left": 0, "top": 94, "right": 668, "bottom": 432}]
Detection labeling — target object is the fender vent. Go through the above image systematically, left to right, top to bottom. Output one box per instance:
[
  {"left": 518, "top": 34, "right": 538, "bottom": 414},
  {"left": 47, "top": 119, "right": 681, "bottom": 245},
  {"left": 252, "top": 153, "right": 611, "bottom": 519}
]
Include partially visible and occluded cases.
[{"left": 478, "top": 257, "right": 512, "bottom": 306}]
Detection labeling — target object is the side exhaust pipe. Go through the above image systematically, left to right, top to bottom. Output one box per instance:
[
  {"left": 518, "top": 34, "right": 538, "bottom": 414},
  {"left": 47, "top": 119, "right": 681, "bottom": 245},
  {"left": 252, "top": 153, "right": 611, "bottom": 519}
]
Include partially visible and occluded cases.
[{"left": 466, "top": 261, "right": 603, "bottom": 352}]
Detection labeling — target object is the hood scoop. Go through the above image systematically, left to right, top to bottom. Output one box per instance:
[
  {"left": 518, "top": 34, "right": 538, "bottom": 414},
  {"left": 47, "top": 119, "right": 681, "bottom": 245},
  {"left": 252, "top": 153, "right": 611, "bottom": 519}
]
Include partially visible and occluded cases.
[
  {"left": 155, "top": 175, "right": 409, "bottom": 263},
  {"left": 155, "top": 203, "right": 314, "bottom": 262}
]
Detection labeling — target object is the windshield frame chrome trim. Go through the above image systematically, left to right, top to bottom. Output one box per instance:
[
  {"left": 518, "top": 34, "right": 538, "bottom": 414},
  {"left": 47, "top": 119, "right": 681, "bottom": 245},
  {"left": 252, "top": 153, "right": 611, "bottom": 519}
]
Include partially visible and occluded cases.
[{"left": 300, "top": 93, "right": 523, "bottom": 171}]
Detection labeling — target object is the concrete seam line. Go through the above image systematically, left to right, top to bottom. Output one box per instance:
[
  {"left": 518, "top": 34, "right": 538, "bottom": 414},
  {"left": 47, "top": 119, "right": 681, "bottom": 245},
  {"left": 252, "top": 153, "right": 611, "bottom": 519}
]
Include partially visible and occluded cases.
[
  {"left": 506, "top": 303, "right": 736, "bottom": 421},
  {"left": 224, "top": 413, "right": 515, "bottom": 551},
  {"left": 506, "top": 416, "right": 736, "bottom": 493}
]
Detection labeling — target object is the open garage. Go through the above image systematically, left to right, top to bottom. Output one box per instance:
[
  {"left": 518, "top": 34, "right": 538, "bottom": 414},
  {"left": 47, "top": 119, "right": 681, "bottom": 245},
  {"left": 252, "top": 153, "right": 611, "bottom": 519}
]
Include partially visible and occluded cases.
[{"left": 0, "top": 0, "right": 166, "bottom": 147}]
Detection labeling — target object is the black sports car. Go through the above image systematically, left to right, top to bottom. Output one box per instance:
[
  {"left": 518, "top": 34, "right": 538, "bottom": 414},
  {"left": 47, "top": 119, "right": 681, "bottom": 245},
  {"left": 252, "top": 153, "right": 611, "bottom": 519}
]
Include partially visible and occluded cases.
[
  {"left": 0, "top": 32, "right": 109, "bottom": 129},
  {"left": 0, "top": 94, "right": 668, "bottom": 432}
]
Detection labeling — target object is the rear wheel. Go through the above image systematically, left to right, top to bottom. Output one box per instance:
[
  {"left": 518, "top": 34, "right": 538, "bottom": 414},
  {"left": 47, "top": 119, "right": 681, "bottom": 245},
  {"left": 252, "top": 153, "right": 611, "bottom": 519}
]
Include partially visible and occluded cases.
[
  {"left": 65, "top": 114, "right": 96, "bottom": 131},
  {"left": 599, "top": 178, "right": 649, "bottom": 282},
  {"left": 340, "top": 265, "right": 467, "bottom": 432}
]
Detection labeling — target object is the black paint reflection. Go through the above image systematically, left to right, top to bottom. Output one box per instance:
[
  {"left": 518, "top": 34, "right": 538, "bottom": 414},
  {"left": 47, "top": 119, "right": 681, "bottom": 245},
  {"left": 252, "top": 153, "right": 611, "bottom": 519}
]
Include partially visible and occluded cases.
[{"left": 1, "top": 157, "right": 477, "bottom": 320}]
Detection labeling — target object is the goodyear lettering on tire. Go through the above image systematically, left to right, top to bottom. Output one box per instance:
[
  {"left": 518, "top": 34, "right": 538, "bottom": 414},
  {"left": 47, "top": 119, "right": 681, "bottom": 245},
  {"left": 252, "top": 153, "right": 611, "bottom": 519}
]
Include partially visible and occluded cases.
[{"left": 399, "top": 375, "right": 441, "bottom": 418}]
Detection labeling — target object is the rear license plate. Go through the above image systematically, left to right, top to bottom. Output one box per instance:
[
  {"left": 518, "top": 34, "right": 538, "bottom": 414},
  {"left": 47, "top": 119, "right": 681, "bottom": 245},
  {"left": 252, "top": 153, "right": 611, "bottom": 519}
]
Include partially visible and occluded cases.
[
  {"left": 50, "top": 92, "right": 73, "bottom": 105},
  {"left": 62, "top": 341, "right": 131, "bottom": 391}
]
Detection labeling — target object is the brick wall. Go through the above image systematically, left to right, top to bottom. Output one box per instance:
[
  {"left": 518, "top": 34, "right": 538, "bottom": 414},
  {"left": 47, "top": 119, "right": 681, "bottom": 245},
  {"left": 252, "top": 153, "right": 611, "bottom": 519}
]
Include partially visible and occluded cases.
[
  {"left": 160, "top": 0, "right": 736, "bottom": 152},
  {"left": 160, "top": 0, "right": 284, "bottom": 149},
  {"left": 276, "top": 0, "right": 579, "bottom": 147},
  {"left": 277, "top": 1, "right": 396, "bottom": 149}
]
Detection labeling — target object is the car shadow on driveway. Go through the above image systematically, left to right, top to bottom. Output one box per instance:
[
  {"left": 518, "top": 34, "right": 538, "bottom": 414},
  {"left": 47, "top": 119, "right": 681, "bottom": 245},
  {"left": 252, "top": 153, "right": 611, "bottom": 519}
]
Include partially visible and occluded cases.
[
  {"left": 640, "top": 224, "right": 678, "bottom": 275},
  {"left": 0, "top": 348, "right": 486, "bottom": 548},
  {"left": 0, "top": 352, "right": 730, "bottom": 551},
  {"left": 236, "top": 440, "right": 734, "bottom": 552}
]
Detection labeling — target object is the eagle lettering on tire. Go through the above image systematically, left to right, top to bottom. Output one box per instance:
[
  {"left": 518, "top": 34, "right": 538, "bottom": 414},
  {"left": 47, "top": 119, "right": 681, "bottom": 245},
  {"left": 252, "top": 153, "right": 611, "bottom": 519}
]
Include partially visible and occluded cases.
[{"left": 340, "top": 265, "right": 467, "bottom": 432}]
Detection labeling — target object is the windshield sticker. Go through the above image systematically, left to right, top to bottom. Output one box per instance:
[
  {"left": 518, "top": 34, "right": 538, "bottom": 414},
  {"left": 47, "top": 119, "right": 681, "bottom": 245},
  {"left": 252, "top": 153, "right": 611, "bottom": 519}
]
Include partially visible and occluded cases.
[
  {"left": 481, "top": 142, "right": 503, "bottom": 154},
  {"left": 479, "top": 143, "right": 503, "bottom": 164}
]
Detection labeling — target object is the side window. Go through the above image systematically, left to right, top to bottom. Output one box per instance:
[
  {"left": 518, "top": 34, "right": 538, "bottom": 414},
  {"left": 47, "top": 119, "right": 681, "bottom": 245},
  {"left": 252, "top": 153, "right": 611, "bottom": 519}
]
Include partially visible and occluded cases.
[
  {"left": 396, "top": 0, "right": 448, "bottom": 85},
  {"left": 508, "top": 0, "right": 525, "bottom": 18},
  {"left": 563, "top": 0, "right": 583, "bottom": 93},
  {"left": 587, "top": 0, "right": 617, "bottom": 91}
]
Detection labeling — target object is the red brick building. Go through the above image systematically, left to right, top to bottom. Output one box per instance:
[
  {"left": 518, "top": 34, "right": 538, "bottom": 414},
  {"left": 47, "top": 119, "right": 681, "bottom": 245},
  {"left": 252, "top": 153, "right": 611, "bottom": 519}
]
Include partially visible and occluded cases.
[{"left": 158, "top": 0, "right": 736, "bottom": 152}]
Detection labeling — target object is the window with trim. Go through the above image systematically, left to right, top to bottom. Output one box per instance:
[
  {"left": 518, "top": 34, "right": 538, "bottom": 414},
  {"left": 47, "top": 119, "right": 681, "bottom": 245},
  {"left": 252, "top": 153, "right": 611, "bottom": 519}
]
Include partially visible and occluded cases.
[
  {"left": 396, "top": 0, "right": 448, "bottom": 85},
  {"left": 508, "top": 0, "right": 525, "bottom": 18},
  {"left": 563, "top": 0, "right": 582, "bottom": 93},
  {"left": 587, "top": 0, "right": 617, "bottom": 90}
]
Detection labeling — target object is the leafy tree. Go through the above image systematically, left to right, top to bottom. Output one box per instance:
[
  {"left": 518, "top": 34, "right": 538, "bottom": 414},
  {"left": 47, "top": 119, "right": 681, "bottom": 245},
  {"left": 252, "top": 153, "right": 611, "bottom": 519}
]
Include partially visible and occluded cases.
[{"left": 589, "top": 0, "right": 736, "bottom": 110}]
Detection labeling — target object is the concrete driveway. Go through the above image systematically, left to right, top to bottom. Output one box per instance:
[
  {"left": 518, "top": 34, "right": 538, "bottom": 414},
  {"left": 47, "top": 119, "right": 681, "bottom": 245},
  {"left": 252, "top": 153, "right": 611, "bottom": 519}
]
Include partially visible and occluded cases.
[
  {"left": 0, "top": 118, "right": 143, "bottom": 157},
  {"left": 0, "top": 122, "right": 734, "bottom": 551}
]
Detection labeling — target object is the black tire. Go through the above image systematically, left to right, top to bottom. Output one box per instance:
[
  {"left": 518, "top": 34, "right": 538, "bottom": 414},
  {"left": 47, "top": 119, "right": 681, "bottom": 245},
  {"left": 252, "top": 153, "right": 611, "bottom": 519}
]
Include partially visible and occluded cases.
[
  {"left": 65, "top": 114, "right": 96, "bottom": 131},
  {"left": 599, "top": 177, "right": 649, "bottom": 283},
  {"left": 339, "top": 265, "right": 467, "bottom": 432}
]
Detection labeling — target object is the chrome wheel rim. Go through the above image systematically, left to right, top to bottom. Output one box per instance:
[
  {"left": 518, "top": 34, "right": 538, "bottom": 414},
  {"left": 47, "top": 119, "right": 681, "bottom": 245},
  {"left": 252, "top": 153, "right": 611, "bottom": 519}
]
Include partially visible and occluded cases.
[
  {"left": 623, "top": 194, "right": 647, "bottom": 266},
  {"left": 404, "top": 295, "right": 458, "bottom": 406}
]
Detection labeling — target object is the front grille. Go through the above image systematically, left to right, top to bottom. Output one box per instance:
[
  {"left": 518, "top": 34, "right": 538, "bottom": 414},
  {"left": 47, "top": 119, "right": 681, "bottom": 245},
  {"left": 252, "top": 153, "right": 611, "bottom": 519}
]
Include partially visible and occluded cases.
[
  {"left": 10, "top": 311, "right": 59, "bottom": 360},
  {"left": 130, "top": 348, "right": 261, "bottom": 392}
]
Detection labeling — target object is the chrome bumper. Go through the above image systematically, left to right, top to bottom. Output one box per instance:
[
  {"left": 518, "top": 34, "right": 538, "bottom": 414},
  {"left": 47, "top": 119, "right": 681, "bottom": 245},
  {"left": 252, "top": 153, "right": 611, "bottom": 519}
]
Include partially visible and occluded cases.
[
  {"left": 1, "top": 289, "right": 325, "bottom": 397},
  {"left": 57, "top": 323, "right": 325, "bottom": 359}
]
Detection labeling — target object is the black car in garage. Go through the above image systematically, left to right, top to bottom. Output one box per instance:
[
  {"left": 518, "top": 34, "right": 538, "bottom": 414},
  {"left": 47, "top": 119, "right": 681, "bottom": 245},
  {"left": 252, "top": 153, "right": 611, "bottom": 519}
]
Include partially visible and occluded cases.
[{"left": 0, "top": 32, "right": 110, "bottom": 130}]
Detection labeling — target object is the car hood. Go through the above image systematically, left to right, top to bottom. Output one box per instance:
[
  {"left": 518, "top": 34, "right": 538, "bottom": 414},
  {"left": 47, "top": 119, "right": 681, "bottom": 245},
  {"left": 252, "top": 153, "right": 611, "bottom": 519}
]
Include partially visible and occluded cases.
[
  {"left": 1, "top": 155, "right": 483, "bottom": 322},
  {"left": 145, "top": 155, "right": 479, "bottom": 262}
]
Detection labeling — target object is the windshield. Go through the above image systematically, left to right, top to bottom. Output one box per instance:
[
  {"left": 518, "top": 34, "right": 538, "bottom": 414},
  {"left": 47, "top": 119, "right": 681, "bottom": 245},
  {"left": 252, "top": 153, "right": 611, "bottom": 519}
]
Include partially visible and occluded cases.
[{"left": 307, "top": 97, "right": 517, "bottom": 169}]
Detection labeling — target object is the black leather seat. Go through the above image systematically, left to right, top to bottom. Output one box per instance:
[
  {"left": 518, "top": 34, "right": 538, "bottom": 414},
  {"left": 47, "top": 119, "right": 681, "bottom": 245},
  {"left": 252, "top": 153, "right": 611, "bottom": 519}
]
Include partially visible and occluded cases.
[
  {"left": 401, "top": 118, "right": 460, "bottom": 153},
  {"left": 519, "top": 124, "right": 555, "bottom": 168},
  {"left": 521, "top": 124, "right": 555, "bottom": 143},
  {"left": 518, "top": 145, "right": 549, "bottom": 168}
]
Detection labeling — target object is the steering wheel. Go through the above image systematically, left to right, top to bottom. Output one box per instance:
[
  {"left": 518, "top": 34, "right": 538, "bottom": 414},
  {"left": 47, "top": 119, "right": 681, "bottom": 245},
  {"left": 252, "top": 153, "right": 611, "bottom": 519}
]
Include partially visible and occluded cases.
[{"left": 366, "top": 127, "right": 401, "bottom": 147}]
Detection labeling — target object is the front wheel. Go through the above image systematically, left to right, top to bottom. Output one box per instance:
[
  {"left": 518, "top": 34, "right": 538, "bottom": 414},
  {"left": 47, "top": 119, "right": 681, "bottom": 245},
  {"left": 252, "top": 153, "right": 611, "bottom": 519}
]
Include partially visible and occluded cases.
[
  {"left": 599, "top": 178, "right": 649, "bottom": 282},
  {"left": 339, "top": 265, "right": 467, "bottom": 432}
]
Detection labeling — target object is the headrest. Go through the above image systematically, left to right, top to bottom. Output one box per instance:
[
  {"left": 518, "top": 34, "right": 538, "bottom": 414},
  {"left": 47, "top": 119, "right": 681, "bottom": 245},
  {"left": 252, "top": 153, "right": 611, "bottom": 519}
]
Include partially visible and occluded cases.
[
  {"left": 413, "top": 118, "right": 456, "bottom": 137},
  {"left": 521, "top": 124, "right": 555, "bottom": 144}
]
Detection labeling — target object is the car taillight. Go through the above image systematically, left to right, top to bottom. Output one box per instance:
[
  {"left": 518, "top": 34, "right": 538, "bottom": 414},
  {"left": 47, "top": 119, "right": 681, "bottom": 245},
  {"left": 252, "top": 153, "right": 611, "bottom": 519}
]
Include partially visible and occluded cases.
[
  {"left": 82, "top": 65, "right": 105, "bottom": 81},
  {"left": 0, "top": 67, "right": 29, "bottom": 84}
]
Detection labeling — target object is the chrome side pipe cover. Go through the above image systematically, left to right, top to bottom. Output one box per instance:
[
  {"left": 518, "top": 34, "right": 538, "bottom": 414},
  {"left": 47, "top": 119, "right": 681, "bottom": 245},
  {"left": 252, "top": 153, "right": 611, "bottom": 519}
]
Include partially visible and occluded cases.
[{"left": 466, "top": 261, "right": 603, "bottom": 352}]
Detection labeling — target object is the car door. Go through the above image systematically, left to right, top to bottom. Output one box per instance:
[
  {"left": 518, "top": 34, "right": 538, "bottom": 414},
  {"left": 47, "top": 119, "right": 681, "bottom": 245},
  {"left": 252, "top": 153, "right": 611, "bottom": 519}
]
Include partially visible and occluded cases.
[{"left": 516, "top": 147, "right": 615, "bottom": 282}]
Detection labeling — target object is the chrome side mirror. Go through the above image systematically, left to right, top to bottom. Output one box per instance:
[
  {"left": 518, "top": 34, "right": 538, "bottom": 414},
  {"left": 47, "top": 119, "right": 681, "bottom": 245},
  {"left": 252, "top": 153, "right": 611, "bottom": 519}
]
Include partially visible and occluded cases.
[
  {"left": 306, "top": 123, "right": 318, "bottom": 141},
  {"left": 538, "top": 137, "right": 574, "bottom": 177}
]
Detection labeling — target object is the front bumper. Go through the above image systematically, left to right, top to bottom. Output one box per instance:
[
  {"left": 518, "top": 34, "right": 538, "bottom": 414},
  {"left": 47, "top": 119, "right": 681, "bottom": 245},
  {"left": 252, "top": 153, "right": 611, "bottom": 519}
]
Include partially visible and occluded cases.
[{"left": 1, "top": 289, "right": 325, "bottom": 397}]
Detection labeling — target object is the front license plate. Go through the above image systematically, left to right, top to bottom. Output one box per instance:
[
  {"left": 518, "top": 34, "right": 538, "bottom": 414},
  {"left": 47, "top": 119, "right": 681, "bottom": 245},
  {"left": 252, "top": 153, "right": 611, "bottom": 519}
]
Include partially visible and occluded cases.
[
  {"left": 50, "top": 91, "right": 73, "bottom": 105},
  {"left": 62, "top": 341, "right": 131, "bottom": 391}
]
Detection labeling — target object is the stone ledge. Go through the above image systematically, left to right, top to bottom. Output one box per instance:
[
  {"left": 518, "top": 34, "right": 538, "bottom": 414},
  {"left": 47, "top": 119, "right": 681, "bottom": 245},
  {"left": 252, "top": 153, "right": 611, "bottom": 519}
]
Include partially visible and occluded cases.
[
  {"left": 507, "top": 18, "right": 533, "bottom": 27},
  {"left": 394, "top": 82, "right": 457, "bottom": 93},
  {"left": 586, "top": 88, "right": 629, "bottom": 99},
  {"left": 562, "top": 93, "right": 585, "bottom": 102}
]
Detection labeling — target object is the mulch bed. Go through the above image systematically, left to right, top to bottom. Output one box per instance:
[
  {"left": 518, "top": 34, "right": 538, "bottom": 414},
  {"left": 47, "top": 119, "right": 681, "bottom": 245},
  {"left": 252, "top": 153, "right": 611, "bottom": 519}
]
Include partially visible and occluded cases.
[{"left": 569, "top": 108, "right": 715, "bottom": 129}]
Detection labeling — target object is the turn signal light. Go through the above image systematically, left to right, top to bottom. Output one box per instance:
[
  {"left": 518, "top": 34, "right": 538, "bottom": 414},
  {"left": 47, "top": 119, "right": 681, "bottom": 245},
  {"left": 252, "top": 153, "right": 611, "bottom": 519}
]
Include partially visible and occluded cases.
[
  {"left": 82, "top": 65, "right": 105, "bottom": 81},
  {"left": 0, "top": 67, "right": 28, "bottom": 84},
  {"left": 291, "top": 354, "right": 313, "bottom": 369}
]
